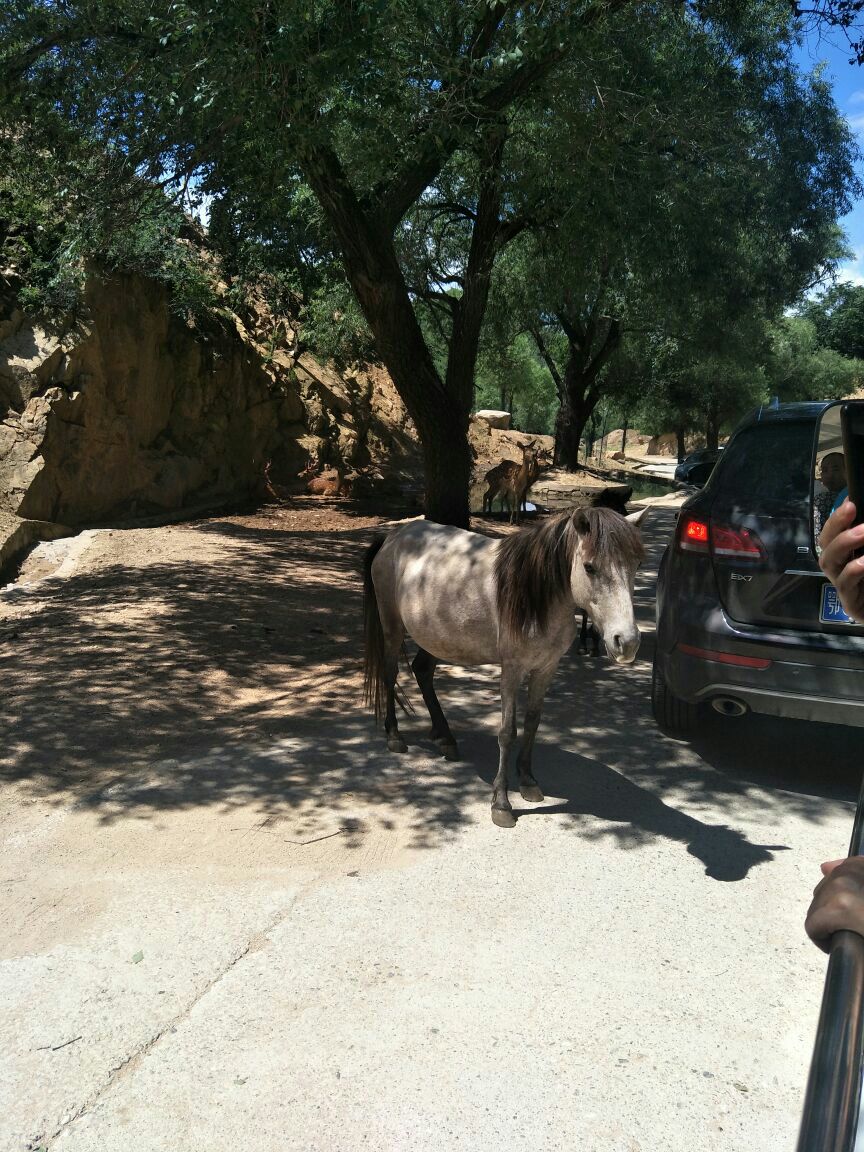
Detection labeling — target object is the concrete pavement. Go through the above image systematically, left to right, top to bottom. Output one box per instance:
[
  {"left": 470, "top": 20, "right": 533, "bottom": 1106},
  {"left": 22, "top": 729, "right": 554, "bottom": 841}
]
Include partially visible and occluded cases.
[{"left": 2, "top": 508, "right": 861, "bottom": 1151}]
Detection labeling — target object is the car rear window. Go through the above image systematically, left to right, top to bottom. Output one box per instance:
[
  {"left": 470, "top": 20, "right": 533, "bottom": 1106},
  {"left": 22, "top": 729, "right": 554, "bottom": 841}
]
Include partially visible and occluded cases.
[{"left": 711, "top": 422, "right": 814, "bottom": 516}]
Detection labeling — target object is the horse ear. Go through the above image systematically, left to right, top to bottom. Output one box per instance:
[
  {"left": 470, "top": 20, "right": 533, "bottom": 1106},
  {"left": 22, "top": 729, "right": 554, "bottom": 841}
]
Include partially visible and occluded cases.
[
  {"left": 626, "top": 507, "right": 650, "bottom": 527},
  {"left": 573, "top": 508, "right": 591, "bottom": 535}
]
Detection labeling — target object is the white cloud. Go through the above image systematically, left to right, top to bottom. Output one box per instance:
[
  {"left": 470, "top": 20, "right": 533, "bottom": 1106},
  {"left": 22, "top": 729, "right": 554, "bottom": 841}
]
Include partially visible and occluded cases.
[
  {"left": 848, "top": 90, "right": 864, "bottom": 106},
  {"left": 845, "top": 110, "right": 864, "bottom": 135},
  {"left": 835, "top": 255, "right": 864, "bottom": 287}
]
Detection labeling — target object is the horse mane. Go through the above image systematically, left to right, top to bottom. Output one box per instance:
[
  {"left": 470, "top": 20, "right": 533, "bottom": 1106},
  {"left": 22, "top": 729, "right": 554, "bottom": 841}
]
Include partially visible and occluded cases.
[{"left": 495, "top": 506, "right": 645, "bottom": 638}]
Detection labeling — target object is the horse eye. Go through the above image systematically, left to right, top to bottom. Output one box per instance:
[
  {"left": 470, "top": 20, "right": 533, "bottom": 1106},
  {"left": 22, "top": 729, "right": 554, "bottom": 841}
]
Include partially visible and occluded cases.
[{"left": 584, "top": 563, "right": 596, "bottom": 576}]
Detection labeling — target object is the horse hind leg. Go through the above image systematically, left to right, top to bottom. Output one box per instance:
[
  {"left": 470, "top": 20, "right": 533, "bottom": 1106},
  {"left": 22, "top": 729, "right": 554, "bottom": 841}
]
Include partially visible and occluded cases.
[
  {"left": 378, "top": 613, "right": 409, "bottom": 754},
  {"left": 411, "top": 648, "right": 458, "bottom": 760},
  {"left": 382, "top": 649, "right": 409, "bottom": 752}
]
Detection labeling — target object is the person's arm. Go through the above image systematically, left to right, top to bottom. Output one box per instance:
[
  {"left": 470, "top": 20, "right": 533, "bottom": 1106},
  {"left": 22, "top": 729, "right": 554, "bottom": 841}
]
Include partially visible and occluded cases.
[
  {"left": 818, "top": 500, "right": 864, "bottom": 622},
  {"left": 806, "top": 857, "right": 864, "bottom": 952}
]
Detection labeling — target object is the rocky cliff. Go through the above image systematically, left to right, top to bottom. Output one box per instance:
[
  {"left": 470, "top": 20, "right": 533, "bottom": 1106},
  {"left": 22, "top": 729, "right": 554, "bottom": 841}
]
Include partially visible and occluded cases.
[{"left": 0, "top": 269, "right": 419, "bottom": 568}]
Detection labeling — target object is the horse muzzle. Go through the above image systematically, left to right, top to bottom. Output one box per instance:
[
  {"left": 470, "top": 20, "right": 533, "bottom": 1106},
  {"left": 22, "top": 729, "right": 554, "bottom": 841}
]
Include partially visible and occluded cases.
[{"left": 607, "top": 630, "right": 641, "bottom": 664}]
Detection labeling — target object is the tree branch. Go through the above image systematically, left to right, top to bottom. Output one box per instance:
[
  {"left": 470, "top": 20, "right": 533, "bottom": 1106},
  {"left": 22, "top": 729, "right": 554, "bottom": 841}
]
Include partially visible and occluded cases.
[{"left": 530, "top": 326, "right": 565, "bottom": 397}]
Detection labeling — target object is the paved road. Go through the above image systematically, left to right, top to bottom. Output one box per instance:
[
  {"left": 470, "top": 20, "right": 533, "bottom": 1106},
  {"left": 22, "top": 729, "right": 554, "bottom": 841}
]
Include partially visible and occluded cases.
[{"left": 2, "top": 508, "right": 862, "bottom": 1152}]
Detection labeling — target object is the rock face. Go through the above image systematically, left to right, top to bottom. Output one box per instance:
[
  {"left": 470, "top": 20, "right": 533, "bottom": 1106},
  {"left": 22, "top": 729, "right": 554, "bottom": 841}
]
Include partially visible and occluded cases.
[
  {"left": 0, "top": 271, "right": 418, "bottom": 537},
  {"left": 1, "top": 274, "right": 297, "bottom": 523},
  {"left": 474, "top": 409, "right": 511, "bottom": 430},
  {"left": 646, "top": 432, "right": 705, "bottom": 457}
]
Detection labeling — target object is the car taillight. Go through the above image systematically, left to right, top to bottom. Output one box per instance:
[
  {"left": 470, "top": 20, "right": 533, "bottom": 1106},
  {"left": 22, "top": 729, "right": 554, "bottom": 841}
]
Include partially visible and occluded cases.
[
  {"left": 676, "top": 516, "right": 765, "bottom": 561},
  {"left": 678, "top": 516, "right": 710, "bottom": 553},
  {"left": 711, "top": 524, "right": 765, "bottom": 560},
  {"left": 677, "top": 643, "right": 771, "bottom": 669}
]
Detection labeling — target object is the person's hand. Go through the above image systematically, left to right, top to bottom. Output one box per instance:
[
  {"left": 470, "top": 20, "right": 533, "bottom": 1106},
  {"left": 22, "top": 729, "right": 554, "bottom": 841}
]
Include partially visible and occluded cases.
[
  {"left": 818, "top": 500, "right": 864, "bottom": 623},
  {"left": 806, "top": 857, "right": 864, "bottom": 952}
]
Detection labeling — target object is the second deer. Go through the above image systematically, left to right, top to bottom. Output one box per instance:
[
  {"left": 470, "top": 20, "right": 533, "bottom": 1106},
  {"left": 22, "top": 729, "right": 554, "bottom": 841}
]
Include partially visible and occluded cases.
[
  {"left": 482, "top": 440, "right": 546, "bottom": 524},
  {"left": 299, "top": 454, "right": 351, "bottom": 496}
]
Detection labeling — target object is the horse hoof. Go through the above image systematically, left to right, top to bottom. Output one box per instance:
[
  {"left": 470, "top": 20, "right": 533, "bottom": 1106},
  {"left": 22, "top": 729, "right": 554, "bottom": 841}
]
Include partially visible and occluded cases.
[
  {"left": 387, "top": 737, "right": 408, "bottom": 753},
  {"left": 441, "top": 742, "right": 459, "bottom": 761},
  {"left": 520, "top": 784, "right": 544, "bottom": 802},
  {"left": 491, "top": 806, "right": 517, "bottom": 829}
]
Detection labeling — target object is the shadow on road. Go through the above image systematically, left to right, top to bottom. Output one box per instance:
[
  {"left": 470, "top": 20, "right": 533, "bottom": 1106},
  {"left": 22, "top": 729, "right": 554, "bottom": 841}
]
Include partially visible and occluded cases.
[{"left": 1, "top": 504, "right": 857, "bottom": 865}]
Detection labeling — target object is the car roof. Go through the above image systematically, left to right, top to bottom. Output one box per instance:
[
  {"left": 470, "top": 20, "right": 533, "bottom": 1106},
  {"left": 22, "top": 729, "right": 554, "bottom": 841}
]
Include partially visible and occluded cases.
[{"left": 733, "top": 400, "right": 834, "bottom": 433}]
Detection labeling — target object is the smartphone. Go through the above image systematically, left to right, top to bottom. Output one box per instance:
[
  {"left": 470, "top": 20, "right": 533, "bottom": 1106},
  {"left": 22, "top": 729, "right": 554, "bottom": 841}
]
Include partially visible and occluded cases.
[{"left": 841, "top": 401, "right": 864, "bottom": 531}]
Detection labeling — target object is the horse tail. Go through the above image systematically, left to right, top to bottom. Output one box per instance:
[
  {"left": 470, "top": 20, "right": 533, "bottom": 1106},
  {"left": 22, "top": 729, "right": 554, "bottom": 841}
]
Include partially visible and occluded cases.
[
  {"left": 362, "top": 534, "right": 414, "bottom": 724},
  {"left": 362, "top": 535, "right": 388, "bottom": 723}
]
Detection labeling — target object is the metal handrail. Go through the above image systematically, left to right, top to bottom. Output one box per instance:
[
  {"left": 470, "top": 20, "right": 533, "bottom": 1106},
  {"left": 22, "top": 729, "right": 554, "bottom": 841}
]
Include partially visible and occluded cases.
[{"left": 798, "top": 774, "right": 864, "bottom": 1151}]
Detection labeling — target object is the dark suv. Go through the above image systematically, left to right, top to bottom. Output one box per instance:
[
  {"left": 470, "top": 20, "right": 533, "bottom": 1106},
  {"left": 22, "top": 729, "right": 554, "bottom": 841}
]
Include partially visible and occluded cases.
[
  {"left": 653, "top": 401, "right": 864, "bottom": 733},
  {"left": 674, "top": 447, "right": 722, "bottom": 487}
]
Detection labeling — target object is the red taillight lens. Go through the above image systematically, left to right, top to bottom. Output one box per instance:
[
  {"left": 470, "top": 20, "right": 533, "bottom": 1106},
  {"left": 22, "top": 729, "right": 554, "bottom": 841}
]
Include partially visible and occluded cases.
[
  {"left": 676, "top": 516, "right": 765, "bottom": 561},
  {"left": 679, "top": 516, "right": 710, "bottom": 552},
  {"left": 711, "top": 524, "right": 765, "bottom": 560},
  {"left": 677, "top": 643, "right": 771, "bottom": 670}
]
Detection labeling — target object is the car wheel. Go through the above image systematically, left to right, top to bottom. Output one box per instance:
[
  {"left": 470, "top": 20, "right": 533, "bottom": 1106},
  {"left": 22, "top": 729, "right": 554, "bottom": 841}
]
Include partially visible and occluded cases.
[{"left": 651, "top": 656, "right": 700, "bottom": 735}]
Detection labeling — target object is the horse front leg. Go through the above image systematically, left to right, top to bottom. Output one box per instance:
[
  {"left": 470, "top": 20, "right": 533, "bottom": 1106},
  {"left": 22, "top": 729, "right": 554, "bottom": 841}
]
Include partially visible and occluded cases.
[
  {"left": 411, "top": 647, "right": 458, "bottom": 760},
  {"left": 492, "top": 664, "right": 522, "bottom": 828},
  {"left": 516, "top": 665, "right": 558, "bottom": 803}
]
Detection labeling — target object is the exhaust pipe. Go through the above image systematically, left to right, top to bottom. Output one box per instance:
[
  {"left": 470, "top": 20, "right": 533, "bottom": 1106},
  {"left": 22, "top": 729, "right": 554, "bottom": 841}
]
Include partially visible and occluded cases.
[{"left": 711, "top": 696, "right": 748, "bottom": 717}]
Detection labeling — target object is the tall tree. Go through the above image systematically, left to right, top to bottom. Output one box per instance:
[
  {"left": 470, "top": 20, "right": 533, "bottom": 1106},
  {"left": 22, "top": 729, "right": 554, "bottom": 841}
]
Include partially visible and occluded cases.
[
  {"left": 2, "top": 0, "right": 636, "bottom": 525},
  {"left": 1, "top": 1, "right": 858, "bottom": 519},
  {"left": 487, "top": 11, "right": 858, "bottom": 467},
  {"left": 802, "top": 283, "right": 864, "bottom": 360},
  {"left": 765, "top": 313, "right": 864, "bottom": 400}
]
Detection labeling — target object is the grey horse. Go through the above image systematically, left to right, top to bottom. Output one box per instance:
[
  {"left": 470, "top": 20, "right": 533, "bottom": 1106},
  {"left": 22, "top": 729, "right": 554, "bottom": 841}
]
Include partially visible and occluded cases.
[{"left": 362, "top": 505, "right": 647, "bottom": 827}]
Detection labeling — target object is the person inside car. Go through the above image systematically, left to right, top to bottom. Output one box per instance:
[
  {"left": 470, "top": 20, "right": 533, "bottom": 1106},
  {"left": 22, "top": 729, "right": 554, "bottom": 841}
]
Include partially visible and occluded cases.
[{"left": 814, "top": 452, "right": 848, "bottom": 543}]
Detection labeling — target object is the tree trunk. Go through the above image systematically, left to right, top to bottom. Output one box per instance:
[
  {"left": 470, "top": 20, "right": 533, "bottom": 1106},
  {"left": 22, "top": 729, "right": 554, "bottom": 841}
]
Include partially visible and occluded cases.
[
  {"left": 302, "top": 134, "right": 511, "bottom": 528},
  {"left": 302, "top": 145, "right": 473, "bottom": 524},
  {"left": 551, "top": 311, "right": 621, "bottom": 472},
  {"left": 554, "top": 403, "right": 584, "bottom": 470},
  {"left": 706, "top": 405, "right": 720, "bottom": 453},
  {"left": 419, "top": 408, "right": 474, "bottom": 527},
  {"left": 621, "top": 418, "right": 629, "bottom": 456},
  {"left": 676, "top": 426, "right": 686, "bottom": 463}
]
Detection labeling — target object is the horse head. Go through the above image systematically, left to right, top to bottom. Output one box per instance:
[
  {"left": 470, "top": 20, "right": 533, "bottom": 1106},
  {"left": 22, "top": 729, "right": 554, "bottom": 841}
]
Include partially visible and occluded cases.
[{"left": 569, "top": 506, "right": 649, "bottom": 664}]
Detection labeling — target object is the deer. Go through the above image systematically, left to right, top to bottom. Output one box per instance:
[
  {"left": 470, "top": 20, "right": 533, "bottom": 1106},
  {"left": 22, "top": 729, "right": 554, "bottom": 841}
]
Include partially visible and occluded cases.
[
  {"left": 482, "top": 440, "right": 547, "bottom": 524},
  {"left": 298, "top": 454, "right": 350, "bottom": 497}
]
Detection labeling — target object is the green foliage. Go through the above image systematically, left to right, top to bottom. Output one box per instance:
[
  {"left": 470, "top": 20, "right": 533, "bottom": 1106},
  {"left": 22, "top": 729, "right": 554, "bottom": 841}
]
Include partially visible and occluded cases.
[
  {"left": 1, "top": 0, "right": 860, "bottom": 499},
  {"left": 0, "top": 127, "right": 216, "bottom": 320},
  {"left": 302, "top": 281, "right": 377, "bottom": 365},
  {"left": 801, "top": 283, "right": 864, "bottom": 361},
  {"left": 766, "top": 313, "right": 864, "bottom": 399},
  {"left": 475, "top": 333, "right": 557, "bottom": 435}
]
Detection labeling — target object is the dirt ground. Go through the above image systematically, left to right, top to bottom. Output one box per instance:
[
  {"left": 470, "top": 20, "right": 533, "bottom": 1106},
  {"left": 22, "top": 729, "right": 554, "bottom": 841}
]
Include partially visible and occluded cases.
[
  {"left": 1, "top": 494, "right": 859, "bottom": 1152},
  {"left": 0, "top": 495, "right": 518, "bottom": 894}
]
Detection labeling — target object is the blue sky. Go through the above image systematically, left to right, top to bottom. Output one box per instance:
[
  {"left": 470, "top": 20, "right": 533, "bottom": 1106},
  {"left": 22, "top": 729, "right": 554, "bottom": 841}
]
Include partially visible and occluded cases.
[{"left": 796, "top": 24, "right": 864, "bottom": 284}]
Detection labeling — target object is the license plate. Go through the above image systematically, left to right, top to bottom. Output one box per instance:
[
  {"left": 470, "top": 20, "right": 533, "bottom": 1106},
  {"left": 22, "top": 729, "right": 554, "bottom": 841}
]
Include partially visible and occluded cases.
[{"left": 820, "top": 583, "right": 856, "bottom": 625}]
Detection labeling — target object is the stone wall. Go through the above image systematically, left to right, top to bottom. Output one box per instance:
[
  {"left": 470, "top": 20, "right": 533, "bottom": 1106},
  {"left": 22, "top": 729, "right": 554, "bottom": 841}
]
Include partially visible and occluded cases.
[{"left": 0, "top": 270, "right": 418, "bottom": 536}]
